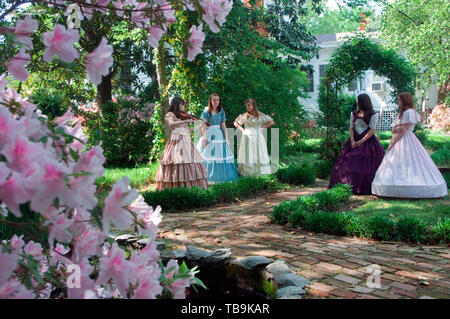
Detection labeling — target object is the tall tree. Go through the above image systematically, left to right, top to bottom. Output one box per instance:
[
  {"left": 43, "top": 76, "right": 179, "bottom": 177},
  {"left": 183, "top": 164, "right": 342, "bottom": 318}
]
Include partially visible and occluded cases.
[{"left": 380, "top": 0, "right": 450, "bottom": 95}]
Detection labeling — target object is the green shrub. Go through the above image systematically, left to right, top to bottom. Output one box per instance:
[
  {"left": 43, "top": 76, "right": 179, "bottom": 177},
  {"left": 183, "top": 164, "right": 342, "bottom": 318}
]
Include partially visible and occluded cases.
[
  {"left": 31, "top": 89, "right": 67, "bottom": 120},
  {"left": 82, "top": 97, "right": 155, "bottom": 167},
  {"left": 413, "top": 122, "right": 427, "bottom": 146},
  {"left": 379, "top": 131, "right": 392, "bottom": 140},
  {"left": 288, "top": 138, "right": 322, "bottom": 153},
  {"left": 380, "top": 140, "right": 390, "bottom": 150},
  {"left": 431, "top": 147, "right": 450, "bottom": 166},
  {"left": 314, "top": 160, "right": 334, "bottom": 179},
  {"left": 276, "top": 163, "right": 316, "bottom": 186},
  {"left": 143, "top": 176, "right": 279, "bottom": 211},
  {"left": 314, "top": 183, "right": 352, "bottom": 211},
  {"left": 271, "top": 200, "right": 296, "bottom": 224},
  {"left": 287, "top": 208, "right": 307, "bottom": 227},
  {"left": 303, "top": 211, "right": 348, "bottom": 235},
  {"left": 342, "top": 213, "right": 368, "bottom": 238},
  {"left": 367, "top": 215, "right": 396, "bottom": 241},
  {"left": 396, "top": 215, "right": 427, "bottom": 242},
  {"left": 430, "top": 219, "right": 450, "bottom": 244}
]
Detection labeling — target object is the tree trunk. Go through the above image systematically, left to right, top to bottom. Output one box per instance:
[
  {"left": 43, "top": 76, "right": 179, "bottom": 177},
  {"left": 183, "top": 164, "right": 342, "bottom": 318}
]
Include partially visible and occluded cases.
[
  {"left": 155, "top": 45, "right": 171, "bottom": 142},
  {"left": 97, "top": 73, "right": 112, "bottom": 106}
]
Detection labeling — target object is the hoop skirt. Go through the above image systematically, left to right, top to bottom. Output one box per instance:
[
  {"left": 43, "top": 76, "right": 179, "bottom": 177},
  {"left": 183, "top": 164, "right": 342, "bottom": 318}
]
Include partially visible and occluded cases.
[
  {"left": 196, "top": 109, "right": 239, "bottom": 183},
  {"left": 371, "top": 109, "right": 447, "bottom": 198},
  {"left": 156, "top": 114, "right": 208, "bottom": 190},
  {"left": 328, "top": 128, "right": 385, "bottom": 195}
]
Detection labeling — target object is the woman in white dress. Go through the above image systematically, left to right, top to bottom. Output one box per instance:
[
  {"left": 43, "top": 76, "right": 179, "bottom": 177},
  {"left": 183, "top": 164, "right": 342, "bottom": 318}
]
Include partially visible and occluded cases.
[
  {"left": 371, "top": 92, "right": 447, "bottom": 198},
  {"left": 234, "top": 98, "right": 275, "bottom": 177}
]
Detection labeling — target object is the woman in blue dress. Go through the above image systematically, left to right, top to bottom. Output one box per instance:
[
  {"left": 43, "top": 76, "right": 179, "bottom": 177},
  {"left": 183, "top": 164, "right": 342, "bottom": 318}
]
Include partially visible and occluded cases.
[{"left": 196, "top": 93, "right": 240, "bottom": 183}]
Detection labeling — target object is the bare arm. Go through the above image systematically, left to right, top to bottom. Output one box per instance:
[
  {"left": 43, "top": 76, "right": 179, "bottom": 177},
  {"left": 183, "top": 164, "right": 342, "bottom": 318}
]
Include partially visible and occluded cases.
[
  {"left": 261, "top": 120, "right": 275, "bottom": 129},
  {"left": 388, "top": 124, "right": 408, "bottom": 151},
  {"left": 356, "top": 128, "right": 375, "bottom": 146}
]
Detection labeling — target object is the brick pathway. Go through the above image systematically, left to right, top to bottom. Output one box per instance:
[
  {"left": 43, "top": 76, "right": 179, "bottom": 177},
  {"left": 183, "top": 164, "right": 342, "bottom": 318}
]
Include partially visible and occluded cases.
[{"left": 158, "top": 181, "right": 450, "bottom": 299}]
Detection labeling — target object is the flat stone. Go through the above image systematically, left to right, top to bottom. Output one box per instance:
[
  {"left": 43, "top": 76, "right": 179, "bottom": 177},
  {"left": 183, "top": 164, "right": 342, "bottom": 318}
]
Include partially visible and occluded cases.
[
  {"left": 186, "top": 246, "right": 210, "bottom": 261},
  {"left": 203, "top": 248, "right": 233, "bottom": 263},
  {"left": 173, "top": 249, "right": 186, "bottom": 258},
  {"left": 235, "top": 256, "right": 274, "bottom": 270},
  {"left": 266, "top": 260, "right": 291, "bottom": 276},
  {"left": 274, "top": 273, "right": 310, "bottom": 289},
  {"left": 334, "top": 274, "right": 361, "bottom": 285},
  {"left": 349, "top": 285, "right": 375, "bottom": 294},
  {"left": 276, "top": 286, "right": 306, "bottom": 299}
]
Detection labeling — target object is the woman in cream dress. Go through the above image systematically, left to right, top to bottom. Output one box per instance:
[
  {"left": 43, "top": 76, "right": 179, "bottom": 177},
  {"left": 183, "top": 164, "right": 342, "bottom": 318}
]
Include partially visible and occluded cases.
[
  {"left": 371, "top": 92, "right": 447, "bottom": 198},
  {"left": 234, "top": 98, "right": 275, "bottom": 177}
]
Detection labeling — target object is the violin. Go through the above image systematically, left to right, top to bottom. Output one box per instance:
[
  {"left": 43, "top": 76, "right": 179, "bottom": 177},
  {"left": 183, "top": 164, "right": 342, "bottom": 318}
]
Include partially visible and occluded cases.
[{"left": 179, "top": 111, "right": 210, "bottom": 126}]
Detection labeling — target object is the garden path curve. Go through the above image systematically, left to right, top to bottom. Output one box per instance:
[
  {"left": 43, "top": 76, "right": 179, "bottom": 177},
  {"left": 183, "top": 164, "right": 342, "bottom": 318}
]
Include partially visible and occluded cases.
[{"left": 158, "top": 180, "right": 450, "bottom": 299}]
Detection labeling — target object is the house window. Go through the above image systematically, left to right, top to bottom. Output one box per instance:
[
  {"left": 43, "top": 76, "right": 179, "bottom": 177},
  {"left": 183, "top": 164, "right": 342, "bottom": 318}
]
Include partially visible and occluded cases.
[
  {"left": 319, "top": 64, "right": 328, "bottom": 78},
  {"left": 307, "top": 68, "right": 314, "bottom": 92},
  {"left": 348, "top": 78, "right": 357, "bottom": 91}
]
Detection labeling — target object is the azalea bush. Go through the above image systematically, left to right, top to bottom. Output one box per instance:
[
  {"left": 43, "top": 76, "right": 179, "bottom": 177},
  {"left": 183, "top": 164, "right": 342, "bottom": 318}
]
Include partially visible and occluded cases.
[
  {"left": 0, "top": 78, "right": 205, "bottom": 298},
  {"left": 79, "top": 96, "right": 155, "bottom": 166},
  {"left": 429, "top": 104, "right": 450, "bottom": 133}
]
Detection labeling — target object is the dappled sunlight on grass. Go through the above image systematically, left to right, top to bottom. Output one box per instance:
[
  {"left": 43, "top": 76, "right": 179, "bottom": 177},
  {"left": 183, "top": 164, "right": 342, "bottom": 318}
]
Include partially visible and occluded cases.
[
  {"left": 95, "top": 161, "right": 159, "bottom": 192},
  {"left": 346, "top": 195, "right": 450, "bottom": 223}
]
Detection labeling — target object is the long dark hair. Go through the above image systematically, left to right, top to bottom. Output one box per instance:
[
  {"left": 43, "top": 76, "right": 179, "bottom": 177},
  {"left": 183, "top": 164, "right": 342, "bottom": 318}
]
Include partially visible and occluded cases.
[
  {"left": 398, "top": 92, "right": 415, "bottom": 119},
  {"left": 355, "top": 93, "right": 374, "bottom": 124},
  {"left": 168, "top": 96, "right": 185, "bottom": 119}
]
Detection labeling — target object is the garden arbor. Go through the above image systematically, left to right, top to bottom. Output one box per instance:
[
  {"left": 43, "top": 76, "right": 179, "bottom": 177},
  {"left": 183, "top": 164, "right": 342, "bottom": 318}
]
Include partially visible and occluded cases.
[{"left": 318, "top": 36, "right": 417, "bottom": 162}]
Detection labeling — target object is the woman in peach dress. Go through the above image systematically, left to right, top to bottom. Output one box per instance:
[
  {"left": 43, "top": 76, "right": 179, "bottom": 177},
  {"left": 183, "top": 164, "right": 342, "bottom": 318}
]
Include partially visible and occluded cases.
[{"left": 155, "top": 97, "right": 208, "bottom": 190}]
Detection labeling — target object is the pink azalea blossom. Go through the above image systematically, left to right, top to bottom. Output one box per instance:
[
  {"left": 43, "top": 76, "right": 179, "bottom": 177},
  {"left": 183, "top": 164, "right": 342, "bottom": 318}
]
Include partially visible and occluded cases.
[
  {"left": 184, "top": 0, "right": 195, "bottom": 11},
  {"left": 200, "top": 0, "right": 233, "bottom": 33},
  {"left": 131, "top": 2, "right": 151, "bottom": 27},
  {"left": 161, "top": 3, "right": 176, "bottom": 23},
  {"left": 13, "top": 15, "right": 38, "bottom": 49},
  {"left": 43, "top": 24, "right": 80, "bottom": 63},
  {"left": 187, "top": 24, "right": 205, "bottom": 61},
  {"left": 147, "top": 26, "right": 164, "bottom": 48},
  {"left": 86, "top": 37, "right": 114, "bottom": 85},
  {"left": 6, "top": 49, "right": 30, "bottom": 82},
  {"left": 0, "top": 74, "right": 7, "bottom": 90},
  {"left": 0, "top": 106, "right": 21, "bottom": 147},
  {"left": 18, "top": 106, "right": 48, "bottom": 141},
  {"left": 55, "top": 108, "right": 74, "bottom": 127},
  {"left": 1, "top": 135, "right": 44, "bottom": 171},
  {"left": 73, "top": 145, "right": 105, "bottom": 178},
  {"left": 26, "top": 159, "right": 79, "bottom": 213},
  {"left": 0, "top": 170, "right": 30, "bottom": 217},
  {"left": 69, "top": 175, "right": 98, "bottom": 210},
  {"left": 102, "top": 176, "right": 137, "bottom": 234},
  {"left": 46, "top": 213, "right": 74, "bottom": 246},
  {"left": 72, "top": 227, "right": 104, "bottom": 262},
  {"left": 10, "top": 235, "right": 25, "bottom": 252},
  {"left": 24, "top": 241, "right": 43, "bottom": 259},
  {"left": 130, "top": 242, "right": 160, "bottom": 267},
  {"left": 97, "top": 243, "right": 133, "bottom": 297},
  {"left": 50, "top": 244, "right": 72, "bottom": 265},
  {"left": 0, "top": 251, "right": 19, "bottom": 286},
  {"left": 67, "top": 258, "right": 99, "bottom": 299},
  {"left": 132, "top": 265, "right": 162, "bottom": 299},
  {"left": 170, "top": 277, "right": 192, "bottom": 299},
  {"left": 0, "top": 279, "right": 34, "bottom": 299}
]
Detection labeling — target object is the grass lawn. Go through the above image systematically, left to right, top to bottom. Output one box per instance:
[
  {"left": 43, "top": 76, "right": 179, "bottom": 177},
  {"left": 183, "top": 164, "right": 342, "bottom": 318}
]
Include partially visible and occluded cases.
[
  {"left": 95, "top": 161, "right": 159, "bottom": 192},
  {"left": 344, "top": 195, "right": 450, "bottom": 225}
]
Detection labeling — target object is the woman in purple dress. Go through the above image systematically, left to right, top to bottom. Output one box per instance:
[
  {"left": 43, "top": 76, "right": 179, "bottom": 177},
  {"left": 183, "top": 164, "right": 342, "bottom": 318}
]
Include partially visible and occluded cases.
[{"left": 328, "top": 93, "right": 385, "bottom": 194}]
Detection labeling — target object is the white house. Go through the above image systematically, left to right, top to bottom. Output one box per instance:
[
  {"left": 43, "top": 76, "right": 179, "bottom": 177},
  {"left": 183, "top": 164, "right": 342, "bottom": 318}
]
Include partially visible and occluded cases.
[{"left": 297, "top": 32, "right": 439, "bottom": 130}]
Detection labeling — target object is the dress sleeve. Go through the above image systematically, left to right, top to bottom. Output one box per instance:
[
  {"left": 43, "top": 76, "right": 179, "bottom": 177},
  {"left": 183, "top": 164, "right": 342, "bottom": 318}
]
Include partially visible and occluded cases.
[
  {"left": 200, "top": 109, "right": 209, "bottom": 122},
  {"left": 221, "top": 109, "right": 226, "bottom": 123},
  {"left": 401, "top": 109, "right": 419, "bottom": 124},
  {"left": 165, "top": 112, "right": 177, "bottom": 127},
  {"left": 350, "top": 113, "right": 355, "bottom": 129},
  {"left": 369, "top": 113, "right": 378, "bottom": 130},
  {"left": 235, "top": 114, "right": 245, "bottom": 125},
  {"left": 264, "top": 114, "right": 273, "bottom": 123}
]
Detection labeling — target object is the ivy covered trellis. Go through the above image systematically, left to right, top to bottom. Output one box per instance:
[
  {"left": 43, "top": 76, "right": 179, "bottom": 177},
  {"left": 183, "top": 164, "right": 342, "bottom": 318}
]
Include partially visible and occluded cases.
[{"left": 318, "top": 35, "right": 417, "bottom": 162}]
